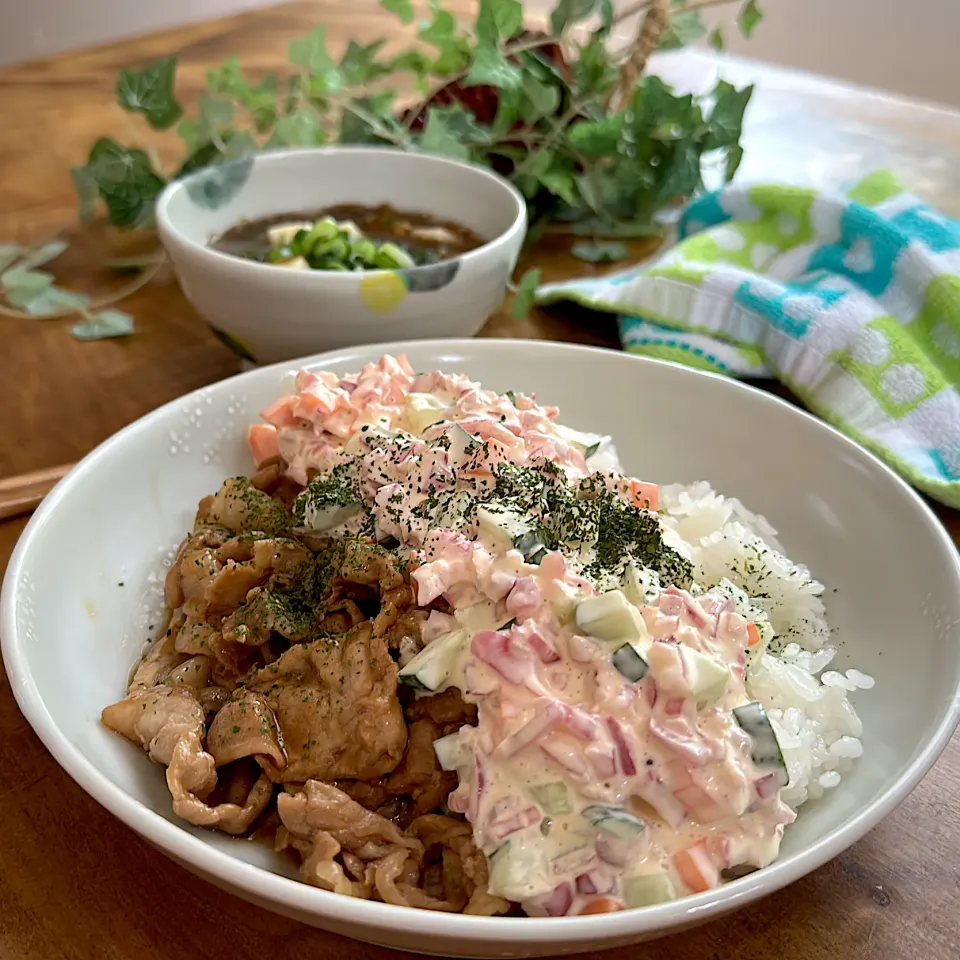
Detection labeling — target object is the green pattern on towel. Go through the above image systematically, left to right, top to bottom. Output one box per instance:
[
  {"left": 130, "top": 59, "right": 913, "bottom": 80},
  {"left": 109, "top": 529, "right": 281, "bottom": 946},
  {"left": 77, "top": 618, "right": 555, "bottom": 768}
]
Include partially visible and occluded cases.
[{"left": 535, "top": 173, "right": 960, "bottom": 507}]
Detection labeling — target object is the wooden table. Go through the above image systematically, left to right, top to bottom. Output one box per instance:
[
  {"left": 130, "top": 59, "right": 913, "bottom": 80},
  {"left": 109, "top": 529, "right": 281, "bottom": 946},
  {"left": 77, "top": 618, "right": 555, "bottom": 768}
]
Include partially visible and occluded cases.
[{"left": 1, "top": 3, "right": 959, "bottom": 958}]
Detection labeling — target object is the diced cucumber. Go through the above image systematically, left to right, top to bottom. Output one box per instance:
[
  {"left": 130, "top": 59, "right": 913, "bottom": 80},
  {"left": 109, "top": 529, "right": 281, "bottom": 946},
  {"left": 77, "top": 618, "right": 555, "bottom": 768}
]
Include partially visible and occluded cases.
[
  {"left": 403, "top": 393, "right": 449, "bottom": 435},
  {"left": 343, "top": 423, "right": 399, "bottom": 455},
  {"left": 447, "top": 423, "right": 480, "bottom": 462},
  {"left": 554, "top": 424, "right": 607, "bottom": 457},
  {"left": 476, "top": 506, "right": 532, "bottom": 553},
  {"left": 514, "top": 531, "right": 548, "bottom": 564},
  {"left": 621, "top": 562, "right": 660, "bottom": 606},
  {"left": 575, "top": 590, "right": 647, "bottom": 645},
  {"left": 453, "top": 600, "right": 502, "bottom": 635},
  {"left": 398, "top": 630, "right": 466, "bottom": 692},
  {"left": 612, "top": 643, "right": 649, "bottom": 682},
  {"left": 679, "top": 646, "right": 730, "bottom": 705},
  {"left": 733, "top": 702, "right": 788, "bottom": 782},
  {"left": 432, "top": 732, "right": 466, "bottom": 771},
  {"left": 529, "top": 781, "right": 571, "bottom": 815},
  {"left": 583, "top": 806, "right": 646, "bottom": 839},
  {"left": 488, "top": 841, "right": 551, "bottom": 900},
  {"left": 622, "top": 872, "right": 676, "bottom": 907}
]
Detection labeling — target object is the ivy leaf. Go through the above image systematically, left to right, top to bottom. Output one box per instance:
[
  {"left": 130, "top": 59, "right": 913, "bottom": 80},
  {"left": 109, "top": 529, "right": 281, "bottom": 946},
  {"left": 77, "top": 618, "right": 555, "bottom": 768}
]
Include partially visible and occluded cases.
[
  {"left": 380, "top": 0, "right": 414, "bottom": 25},
  {"left": 475, "top": 0, "right": 523, "bottom": 48},
  {"left": 550, "top": 0, "right": 600, "bottom": 35},
  {"left": 597, "top": 0, "right": 615, "bottom": 34},
  {"left": 738, "top": 0, "right": 763, "bottom": 39},
  {"left": 419, "top": 6, "right": 471, "bottom": 75},
  {"left": 419, "top": 6, "right": 457, "bottom": 47},
  {"left": 658, "top": 10, "right": 707, "bottom": 49},
  {"left": 289, "top": 26, "right": 332, "bottom": 72},
  {"left": 708, "top": 28, "right": 725, "bottom": 51},
  {"left": 570, "top": 36, "right": 618, "bottom": 98},
  {"left": 339, "top": 39, "right": 390, "bottom": 85},
  {"left": 465, "top": 45, "right": 522, "bottom": 90},
  {"left": 390, "top": 49, "right": 433, "bottom": 81},
  {"left": 207, "top": 56, "right": 249, "bottom": 98},
  {"left": 116, "top": 57, "right": 182, "bottom": 130},
  {"left": 208, "top": 62, "right": 276, "bottom": 131},
  {"left": 521, "top": 76, "right": 560, "bottom": 121},
  {"left": 630, "top": 76, "right": 698, "bottom": 139},
  {"left": 705, "top": 81, "right": 753, "bottom": 149},
  {"left": 199, "top": 94, "right": 234, "bottom": 132},
  {"left": 338, "top": 96, "right": 402, "bottom": 145},
  {"left": 275, "top": 106, "right": 325, "bottom": 146},
  {"left": 419, "top": 108, "right": 472, "bottom": 161},
  {"left": 566, "top": 114, "right": 623, "bottom": 157},
  {"left": 177, "top": 118, "right": 206, "bottom": 153},
  {"left": 221, "top": 131, "right": 259, "bottom": 161},
  {"left": 80, "top": 137, "right": 166, "bottom": 228},
  {"left": 176, "top": 140, "right": 225, "bottom": 177},
  {"left": 657, "top": 140, "right": 703, "bottom": 200},
  {"left": 725, "top": 143, "right": 745, "bottom": 182},
  {"left": 539, "top": 169, "right": 578, "bottom": 206},
  {"left": 571, "top": 240, "right": 628, "bottom": 263},
  {"left": 16, "top": 241, "right": 68, "bottom": 272},
  {"left": 0, "top": 245, "right": 23, "bottom": 273},
  {"left": 1, "top": 268, "right": 53, "bottom": 308},
  {"left": 511, "top": 268, "right": 541, "bottom": 319},
  {"left": 19, "top": 287, "right": 90, "bottom": 317},
  {"left": 72, "top": 310, "right": 135, "bottom": 341}
]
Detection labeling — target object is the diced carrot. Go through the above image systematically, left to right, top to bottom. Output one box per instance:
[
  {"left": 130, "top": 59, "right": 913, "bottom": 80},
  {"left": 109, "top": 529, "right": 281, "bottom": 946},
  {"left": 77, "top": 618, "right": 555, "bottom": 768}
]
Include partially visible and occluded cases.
[
  {"left": 295, "top": 388, "right": 338, "bottom": 418},
  {"left": 259, "top": 394, "right": 298, "bottom": 428},
  {"left": 247, "top": 424, "right": 279, "bottom": 465},
  {"left": 629, "top": 480, "right": 659, "bottom": 512},
  {"left": 746, "top": 622, "right": 762, "bottom": 648},
  {"left": 703, "top": 835, "right": 730, "bottom": 867},
  {"left": 673, "top": 843, "right": 718, "bottom": 894},
  {"left": 579, "top": 897, "right": 624, "bottom": 915}
]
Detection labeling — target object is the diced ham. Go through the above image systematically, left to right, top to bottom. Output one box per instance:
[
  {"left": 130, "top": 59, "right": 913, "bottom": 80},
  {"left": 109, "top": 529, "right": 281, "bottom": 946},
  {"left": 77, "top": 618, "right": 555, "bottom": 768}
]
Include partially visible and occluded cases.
[{"left": 471, "top": 630, "right": 535, "bottom": 685}]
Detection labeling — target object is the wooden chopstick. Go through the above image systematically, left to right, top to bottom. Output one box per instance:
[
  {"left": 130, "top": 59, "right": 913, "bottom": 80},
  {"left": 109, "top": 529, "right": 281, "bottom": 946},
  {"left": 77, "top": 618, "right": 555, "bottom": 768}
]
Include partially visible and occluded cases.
[{"left": 0, "top": 463, "right": 74, "bottom": 521}]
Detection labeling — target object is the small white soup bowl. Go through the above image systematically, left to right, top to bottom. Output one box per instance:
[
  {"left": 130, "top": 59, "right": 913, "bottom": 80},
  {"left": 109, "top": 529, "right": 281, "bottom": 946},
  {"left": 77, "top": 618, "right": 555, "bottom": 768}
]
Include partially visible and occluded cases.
[{"left": 156, "top": 148, "right": 527, "bottom": 364}]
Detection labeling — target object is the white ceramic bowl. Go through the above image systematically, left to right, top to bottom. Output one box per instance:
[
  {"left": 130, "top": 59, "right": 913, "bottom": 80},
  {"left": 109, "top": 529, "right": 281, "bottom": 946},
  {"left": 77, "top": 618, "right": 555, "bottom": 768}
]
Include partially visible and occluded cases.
[
  {"left": 156, "top": 149, "right": 527, "bottom": 364},
  {"left": 4, "top": 340, "right": 960, "bottom": 958}
]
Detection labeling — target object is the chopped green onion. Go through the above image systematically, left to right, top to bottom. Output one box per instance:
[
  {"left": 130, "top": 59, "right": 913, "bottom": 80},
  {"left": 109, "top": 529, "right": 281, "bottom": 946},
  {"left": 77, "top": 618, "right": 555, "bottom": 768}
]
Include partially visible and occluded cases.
[{"left": 375, "top": 242, "right": 416, "bottom": 269}]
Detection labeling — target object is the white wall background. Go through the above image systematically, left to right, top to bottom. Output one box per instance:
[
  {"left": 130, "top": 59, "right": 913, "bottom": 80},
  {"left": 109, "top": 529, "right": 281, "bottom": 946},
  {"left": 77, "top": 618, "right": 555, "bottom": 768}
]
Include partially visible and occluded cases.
[
  {"left": 0, "top": 0, "right": 958, "bottom": 108},
  {"left": 0, "top": 0, "right": 280, "bottom": 66},
  {"left": 708, "top": 0, "right": 960, "bottom": 107}
]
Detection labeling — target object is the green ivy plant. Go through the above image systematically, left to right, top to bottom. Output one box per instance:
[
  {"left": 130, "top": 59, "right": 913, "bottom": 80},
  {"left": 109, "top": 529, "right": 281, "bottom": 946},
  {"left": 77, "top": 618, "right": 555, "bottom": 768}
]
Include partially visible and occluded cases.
[
  {"left": 5, "top": 0, "right": 763, "bottom": 336},
  {"left": 0, "top": 241, "right": 150, "bottom": 338}
]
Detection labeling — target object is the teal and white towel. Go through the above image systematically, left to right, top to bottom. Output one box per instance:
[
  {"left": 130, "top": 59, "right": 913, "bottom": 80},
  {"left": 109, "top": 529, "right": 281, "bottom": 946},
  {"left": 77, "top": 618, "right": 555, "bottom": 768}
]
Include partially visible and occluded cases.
[{"left": 536, "top": 171, "right": 960, "bottom": 508}]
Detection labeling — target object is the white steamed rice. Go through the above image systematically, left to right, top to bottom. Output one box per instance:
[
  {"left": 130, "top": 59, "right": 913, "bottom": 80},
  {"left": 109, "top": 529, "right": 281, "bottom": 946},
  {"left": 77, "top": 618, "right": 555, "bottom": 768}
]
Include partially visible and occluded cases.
[{"left": 658, "top": 481, "right": 871, "bottom": 811}]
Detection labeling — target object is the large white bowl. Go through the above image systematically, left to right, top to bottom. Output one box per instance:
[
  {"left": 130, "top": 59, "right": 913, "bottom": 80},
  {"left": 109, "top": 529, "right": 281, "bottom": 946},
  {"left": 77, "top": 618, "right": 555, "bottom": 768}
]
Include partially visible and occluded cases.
[
  {"left": 156, "top": 149, "right": 527, "bottom": 365},
  {"left": 4, "top": 340, "right": 960, "bottom": 958}
]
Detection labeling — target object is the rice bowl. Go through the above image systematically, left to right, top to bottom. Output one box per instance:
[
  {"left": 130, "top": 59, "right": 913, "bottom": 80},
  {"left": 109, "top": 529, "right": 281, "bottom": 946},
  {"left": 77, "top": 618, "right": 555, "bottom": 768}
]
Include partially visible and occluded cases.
[{"left": 3, "top": 340, "right": 959, "bottom": 957}]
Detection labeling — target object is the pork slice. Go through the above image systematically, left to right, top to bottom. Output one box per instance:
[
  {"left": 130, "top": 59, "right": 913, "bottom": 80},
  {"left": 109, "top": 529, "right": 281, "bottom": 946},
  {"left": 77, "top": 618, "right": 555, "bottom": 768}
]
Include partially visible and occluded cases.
[{"left": 247, "top": 621, "right": 406, "bottom": 782}]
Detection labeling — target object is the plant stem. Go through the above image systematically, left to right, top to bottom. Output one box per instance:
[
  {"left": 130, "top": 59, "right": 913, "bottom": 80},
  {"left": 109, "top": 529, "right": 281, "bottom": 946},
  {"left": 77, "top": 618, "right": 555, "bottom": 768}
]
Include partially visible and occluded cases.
[{"left": 510, "top": 97, "right": 591, "bottom": 179}]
